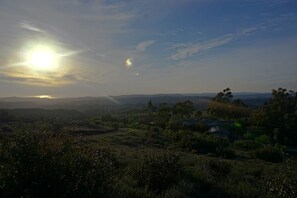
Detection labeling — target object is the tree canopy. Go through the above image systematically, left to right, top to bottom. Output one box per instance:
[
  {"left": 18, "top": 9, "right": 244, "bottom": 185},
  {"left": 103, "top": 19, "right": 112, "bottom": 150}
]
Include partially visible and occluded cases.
[
  {"left": 207, "top": 88, "right": 249, "bottom": 119},
  {"left": 253, "top": 88, "right": 297, "bottom": 145}
]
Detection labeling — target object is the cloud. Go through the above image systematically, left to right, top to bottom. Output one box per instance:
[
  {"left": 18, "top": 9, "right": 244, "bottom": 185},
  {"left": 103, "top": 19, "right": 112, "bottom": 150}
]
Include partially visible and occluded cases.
[
  {"left": 0, "top": 0, "right": 138, "bottom": 88},
  {"left": 20, "top": 21, "right": 46, "bottom": 33},
  {"left": 170, "top": 25, "right": 266, "bottom": 60},
  {"left": 171, "top": 34, "right": 235, "bottom": 60},
  {"left": 136, "top": 40, "right": 155, "bottom": 52},
  {"left": 0, "top": 66, "right": 83, "bottom": 86}
]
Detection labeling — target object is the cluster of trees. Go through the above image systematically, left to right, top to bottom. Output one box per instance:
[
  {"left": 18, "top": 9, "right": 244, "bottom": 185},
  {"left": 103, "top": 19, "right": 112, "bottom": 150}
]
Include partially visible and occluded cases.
[
  {"left": 97, "top": 87, "right": 296, "bottom": 148},
  {"left": 102, "top": 87, "right": 296, "bottom": 148},
  {"left": 207, "top": 87, "right": 297, "bottom": 146},
  {"left": 207, "top": 88, "right": 250, "bottom": 119},
  {"left": 253, "top": 88, "right": 297, "bottom": 145},
  {"left": 149, "top": 100, "right": 202, "bottom": 131}
]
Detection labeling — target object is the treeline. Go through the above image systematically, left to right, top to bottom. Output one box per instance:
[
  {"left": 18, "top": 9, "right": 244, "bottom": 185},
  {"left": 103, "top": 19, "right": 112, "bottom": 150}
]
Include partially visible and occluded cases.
[{"left": 98, "top": 87, "right": 296, "bottom": 147}]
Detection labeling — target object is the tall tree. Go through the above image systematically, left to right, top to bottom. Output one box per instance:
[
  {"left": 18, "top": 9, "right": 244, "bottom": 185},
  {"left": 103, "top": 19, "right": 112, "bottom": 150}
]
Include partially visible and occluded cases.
[
  {"left": 207, "top": 88, "right": 249, "bottom": 119},
  {"left": 212, "top": 88, "right": 233, "bottom": 103},
  {"left": 253, "top": 88, "right": 297, "bottom": 145},
  {"left": 147, "top": 100, "right": 154, "bottom": 115},
  {"left": 155, "top": 103, "right": 172, "bottom": 129}
]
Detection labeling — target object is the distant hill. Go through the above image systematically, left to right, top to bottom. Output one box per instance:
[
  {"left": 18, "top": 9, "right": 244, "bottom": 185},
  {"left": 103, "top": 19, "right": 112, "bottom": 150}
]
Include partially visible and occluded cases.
[
  {"left": 0, "top": 93, "right": 271, "bottom": 114},
  {"left": 0, "top": 109, "right": 85, "bottom": 122}
]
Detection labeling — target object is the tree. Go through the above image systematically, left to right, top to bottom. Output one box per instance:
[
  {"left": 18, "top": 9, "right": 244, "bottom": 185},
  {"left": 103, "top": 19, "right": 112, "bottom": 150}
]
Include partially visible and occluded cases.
[
  {"left": 207, "top": 88, "right": 249, "bottom": 119},
  {"left": 213, "top": 88, "right": 233, "bottom": 103},
  {"left": 253, "top": 88, "right": 297, "bottom": 145},
  {"left": 147, "top": 99, "right": 154, "bottom": 115},
  {"left": 173, "top": 100, "right": 194, "bottom": 118},
  {"left": 155, "top": 103, "right": 172, "bottom": 129}
]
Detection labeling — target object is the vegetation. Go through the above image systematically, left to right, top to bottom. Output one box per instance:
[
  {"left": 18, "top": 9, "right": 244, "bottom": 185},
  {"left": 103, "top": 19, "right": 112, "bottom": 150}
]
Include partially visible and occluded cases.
[
  {"left": 0, "top": 87, "right": 296, "bottom": 197},
  {"left": 207, "top": 88, "right": 250, "bottom": 119},
  {"left": 253, "top": 88, "right": 297, "bottom": 145}
]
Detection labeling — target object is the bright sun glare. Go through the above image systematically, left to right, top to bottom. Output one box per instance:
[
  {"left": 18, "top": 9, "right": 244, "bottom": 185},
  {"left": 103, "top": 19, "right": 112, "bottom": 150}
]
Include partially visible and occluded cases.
[
  {"left": 24, "top": 45, "right": 59, "bottom": 71},
  {"left": 35, "top": 95, "right": 54, "bottom": 99}
]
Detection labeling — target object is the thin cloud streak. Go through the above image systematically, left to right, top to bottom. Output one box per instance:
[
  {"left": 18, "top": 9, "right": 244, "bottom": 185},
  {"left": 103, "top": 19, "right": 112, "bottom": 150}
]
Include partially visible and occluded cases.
[
  {"left": 20, "top": 21, "right": 46, "bottom": 33},
  {"left": 170, "top": 25, "right": 265, "bottom": 60},
  {"left": 171, "top": 34, "right": 234, "bottom": 60},
  {"left": 136, "top": 40, "right": 155, "bottom": 52}
]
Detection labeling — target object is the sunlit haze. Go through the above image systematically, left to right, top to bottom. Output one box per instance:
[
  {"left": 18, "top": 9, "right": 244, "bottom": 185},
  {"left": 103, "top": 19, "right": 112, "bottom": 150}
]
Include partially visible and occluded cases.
[
  {"left": 0, "top": 0, "right": 296, "bottom": 98},
  {"left": 24, "top": 44, "right": 59, "bottom": 71},
  {"left": 34, "top": 95, "right": 54, "bottom": 99}
]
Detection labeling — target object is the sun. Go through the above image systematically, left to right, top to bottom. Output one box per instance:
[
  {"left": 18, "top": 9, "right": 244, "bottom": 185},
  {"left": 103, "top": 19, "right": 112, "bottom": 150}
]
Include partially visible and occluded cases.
[{"left": 24, "top": 45, "right": 59, "bottom": 71}]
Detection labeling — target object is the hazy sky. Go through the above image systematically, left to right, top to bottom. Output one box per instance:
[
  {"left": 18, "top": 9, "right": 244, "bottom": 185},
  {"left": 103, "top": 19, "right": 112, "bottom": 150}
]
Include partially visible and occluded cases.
[{"left": 0, "top": 0, "right": 297, "bottom": 97}]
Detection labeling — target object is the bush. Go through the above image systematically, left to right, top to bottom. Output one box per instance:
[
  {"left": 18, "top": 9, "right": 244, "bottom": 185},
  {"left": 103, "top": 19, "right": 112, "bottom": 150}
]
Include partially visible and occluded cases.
[
  {"left": 112, "top": 122, "right": 120, "bottom": 130},
  {"left": 1, "top": 125, "right": 14, "bottom": 133},
  {"left": 164, "top": 130, "right": 233, "bottom": 157},
  {"left": 0, "top": 132, "right": 118, "bottom": 197},
  {"left": 255, "top": 135, "right": 271, "bottom": 146},
  {"left": 234, "top": 140, "right": 260, "bottom": 150},
  {"left": 215, "top": 144, "right": 235, "bottom": 159},
  {"left": 251, "top": 146, "right": 283, "bottom": 163},
  {"left": 132, "top": 151, "right": 181, "bottom": 194},
  {"left": 202, "top": 159, "right": 232, "bottom": 183},
  {"left": 266, "top": 160, "right": 297, "bottom": 198}
]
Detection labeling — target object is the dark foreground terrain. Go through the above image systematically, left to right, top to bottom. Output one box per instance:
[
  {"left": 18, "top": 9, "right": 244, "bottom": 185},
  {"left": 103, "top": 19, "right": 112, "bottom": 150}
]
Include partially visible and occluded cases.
[{"left": 0, "top": 89, "right": 296, "bottom": 197}]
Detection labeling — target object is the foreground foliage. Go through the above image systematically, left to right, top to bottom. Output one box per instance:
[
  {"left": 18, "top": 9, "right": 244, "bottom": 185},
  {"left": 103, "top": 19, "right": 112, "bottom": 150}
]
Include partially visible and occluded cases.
[{"left": 0, "top": 132, "right": 118, "bottom": 197}]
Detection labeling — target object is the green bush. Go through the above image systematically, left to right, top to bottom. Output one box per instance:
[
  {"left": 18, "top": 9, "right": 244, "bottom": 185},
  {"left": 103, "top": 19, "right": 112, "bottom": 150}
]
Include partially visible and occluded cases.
[
  {"left": 164, "top": 130, "right": 233, "bottom": 157},
  {"left": 0, "top": 132, "right": 118, "bottom": 197},
  {"left": 255, "top": 134, "right": 271, "bottom": 146},
  {"left": 251, "top": 146, "right": 283, "bottom": 163},
  {"left": 132, "top": 151, "right": 181, "bottom": 194},
  {"left": 202, "top": 159, "right": 232, "bottom": 183},
  {"left": 266, "top": 160, "right": 297, "bottom": 198}
]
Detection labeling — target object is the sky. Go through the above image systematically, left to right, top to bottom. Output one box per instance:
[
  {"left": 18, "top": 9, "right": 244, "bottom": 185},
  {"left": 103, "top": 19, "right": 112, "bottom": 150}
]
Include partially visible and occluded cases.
[{"left": 0, "top": 0, "right": 297, "bottom": 97}]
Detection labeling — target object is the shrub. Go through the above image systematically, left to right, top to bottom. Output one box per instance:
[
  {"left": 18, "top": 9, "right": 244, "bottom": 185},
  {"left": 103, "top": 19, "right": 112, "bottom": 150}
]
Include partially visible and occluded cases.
[
  {"left": 112, "top": 122, "right": 120, "bottom": 130},
  {"left": 1, "top": 125, "right": 14, "bottom": 133},
  {"left": 164, "top": 130, "right": 232, "bottom": 157},
  {"left": 0, "top": 131, "right": 118, "bottom": 197},
  {"left": 255, "top": 134, "right": 271, "bottom": 146},
  {"left": 234, "top": 140, "right": 260, "bottom": 150},
  {"left": 215, "top": 144, "right": 235, "bottom": 159},
  {"left": 251, "top": 146, "right": 283, "bottom": 163},
  {"left": 132, "top": 151, "right": 181, "bottom": 194},
  {"left": 202, "top": 159, "right": 232, "bottom": 183},
  {"left": 266, "top": 160, "right": 297, "bottom": 198}
]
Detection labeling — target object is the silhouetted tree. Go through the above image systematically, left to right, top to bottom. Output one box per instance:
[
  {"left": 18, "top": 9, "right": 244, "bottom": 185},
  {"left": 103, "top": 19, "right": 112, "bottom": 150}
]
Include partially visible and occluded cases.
[
  {"left": 207, "top": 88, "right": 249, "bottom": 119},
  {"left": 213, "top": 88, "right": 233, "bottom": 103},
  {"left": 253, "top": 88, "right": 297, "bottom": 145},
  {"left": 147, "top": 99, "right": 154, "bottom": 115},
  {"left": 173, "top": 100, "right": 194, "bottom": 118},
  {"left": 155, "top": 103, "right": 172, "bottom": 129}
]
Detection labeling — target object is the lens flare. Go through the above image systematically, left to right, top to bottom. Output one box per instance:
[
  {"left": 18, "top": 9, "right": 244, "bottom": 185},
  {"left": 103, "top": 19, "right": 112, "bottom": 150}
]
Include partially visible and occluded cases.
[{"left": 125, "top": 58, "right": 133, "bottom": 68}]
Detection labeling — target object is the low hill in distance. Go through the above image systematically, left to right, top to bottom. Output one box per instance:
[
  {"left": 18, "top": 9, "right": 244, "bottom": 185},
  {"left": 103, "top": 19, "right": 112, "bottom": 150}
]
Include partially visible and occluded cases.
[{"left": 0, "top": 93, "right": 271, "bottom": 115}]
